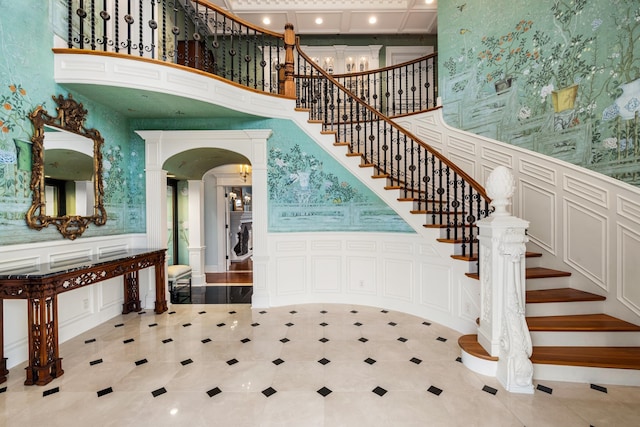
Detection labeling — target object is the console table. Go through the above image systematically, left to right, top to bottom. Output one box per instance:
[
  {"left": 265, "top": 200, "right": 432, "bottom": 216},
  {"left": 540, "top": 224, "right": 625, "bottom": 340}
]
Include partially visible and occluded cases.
[{"left": 0, "top": 248, "right": 168, "bottom": 386}]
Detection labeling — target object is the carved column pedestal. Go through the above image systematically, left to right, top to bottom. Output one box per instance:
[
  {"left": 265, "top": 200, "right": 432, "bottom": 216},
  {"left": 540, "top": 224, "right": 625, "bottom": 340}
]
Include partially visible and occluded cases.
[{"left": 25, "top": 295, "right": 63, "bottom": 386}]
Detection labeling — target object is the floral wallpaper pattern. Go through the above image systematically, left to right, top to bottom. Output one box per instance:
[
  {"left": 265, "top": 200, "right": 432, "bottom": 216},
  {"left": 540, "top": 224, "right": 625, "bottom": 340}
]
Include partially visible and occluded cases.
[{"left": 440, "top": 0, "right": 640, "bottom": 185}]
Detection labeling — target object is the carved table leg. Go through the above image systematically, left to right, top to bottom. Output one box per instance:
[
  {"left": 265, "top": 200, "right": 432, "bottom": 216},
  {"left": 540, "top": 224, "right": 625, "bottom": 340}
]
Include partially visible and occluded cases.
[
  {"left": 154, "top": 261, "right": 168, "bottom": 314},
  {"left": 122, "top": 271, "right": 142, "bottom": 314},
  {"left": 25, "top": 295, "right": 63, "bottom": 386},
  {"left": 1, "top": 299, "right": 8, "bottom": 384}
]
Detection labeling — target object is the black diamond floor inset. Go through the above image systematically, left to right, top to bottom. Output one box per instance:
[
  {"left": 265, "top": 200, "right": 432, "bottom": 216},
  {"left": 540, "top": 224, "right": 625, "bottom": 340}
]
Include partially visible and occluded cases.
[
  {"left": 229, "top": 310, "right": 237, "bottom": 314},
  {"left": 259, "top": 310, "right": 267, "bottom": 314},
  {"left": 289, "top": 310, "right": 297, "bottom": 314},
  {"left": 321, "top": 310, "right": 328, "bottom": 314},
  {"left": 350, "top": 310, "right": 358, "bottom": 314},
  {"left": 381, "top": 310, "right": 389, "bottom": 313},
  {"left": 168, "top": 311, "right": 176, "bottom": 314},
  {"left": 198, "top": 311, "right": 206, "bottom": 314},
  {"left": 423, "top": 321, "right": 431, "bottom": 326},
  {"left": 285, "top": 322, "right": 294, "bottom": 327},
  {"left": 319, "top": 322, "right": 328, "bottom": 327},
  {"left": 354, "top": 322, "right": 363, "bottom": 326},
  {"left": 388, "top": 322, "right": 397, "bottom": 326},
  {"left": 114, "top": 323, "right": 124, "bottom": 328},
  {"left": 148, "top": 323, "right": 158, "bottom": 328},
  {"left": 182, "top": 323, "right": 192, "bottom": 327},
  {"left": 217, "top": 323, "right": 226, "bottom": 327},
  {"left": 252, "top": 323, "right": 260, "bottom": 327},
  {"left": 359, "top": 337, "right": 368, "bottom": 343},
  {"left": 397, "top": 337, "right": 408, "bottom": 342},
  {"left": 436, "top": 337, "right": 447, "bottom": 342},
  {"left": 84, "top": 338, "right": 96, "bottom": 344},
  {"left": 123, "top": 338, "right": 134, "bottom": 344},
  {"left": 162, "top": 338, "right": 173, "bottom": 344},
  {"left": 202, "top": 338, "right": 212, "bottom": 344},
  {"left": 241, "top": 338, "right": 251, "bottom": 343},
  {"left": 280, "top": 338, "right": 290, "bottom": 343},
  {"left": 319, "top": 338, "right": 329, "bottom": 343},
  {"left": 456, "top": 356, "right": 462, "bottom": 363},
  {"left": 410, "top": 357, "right": 422, "bottom": 364},
  {"left": 90, "top": 358, "right": 103, "bottom": 366},
  {"left": 135, "top": 358, "right": 148, "bottom": 366},
  {"left": 227, "top": 358, "right": 239, "bottom": 366},
  {"left": 272, "top": 358, "right": 285, "bottom": 365},
  {"left": 318, "top": 358, "right": 330, "bottom": 365},
  {"left": 364, "top": 358, "right": 376, "bottom": 365},
  {"left": 181, "top": 359, "right": 193, "bottom": 366},
  {"left": 537, "top": 384, "right": 553, "bottom": 394},
  {"left": 591, "top": 384, "right": 608, "bottom": 393},
  {"left": 428, "top": 385, "right": 443, "bottom": 396},
  {"left": 482, "top": 385, "right": 498, "bottom": 395},
  {"left": 372, "top": 386, "right": 387, "bottom": 397},
  {"left": 0, "top": 387, "right": 6, "bottom": 394},
  {"left": 43, "top": 387, "right": 59, "bottom": 397},
  {"left": 97, "top": 387, "right": 113, "bottom": 397},
  {"left": 152, "top": 387, "right": 167, "bottom": 397},
  {"left": 207, "top": 387, "right": 222, "bottom": 397},
  {"left": 262, "top": 387, "right": 277, "bottom": 397},
  {"left": 317, "top": 387, "right": 332, "bottom": 397}
]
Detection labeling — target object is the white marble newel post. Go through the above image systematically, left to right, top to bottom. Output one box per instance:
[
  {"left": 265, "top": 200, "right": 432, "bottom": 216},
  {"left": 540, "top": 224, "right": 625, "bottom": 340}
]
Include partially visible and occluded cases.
[{"left": 476, "top": 166, "right": 533, "bottom": 394}]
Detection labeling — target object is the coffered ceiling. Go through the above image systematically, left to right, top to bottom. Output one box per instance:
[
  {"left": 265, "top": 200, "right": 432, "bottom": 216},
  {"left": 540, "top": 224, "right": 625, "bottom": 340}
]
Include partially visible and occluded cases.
[{"left": 204, "top": 0, "right": 438, "bottom": 35}]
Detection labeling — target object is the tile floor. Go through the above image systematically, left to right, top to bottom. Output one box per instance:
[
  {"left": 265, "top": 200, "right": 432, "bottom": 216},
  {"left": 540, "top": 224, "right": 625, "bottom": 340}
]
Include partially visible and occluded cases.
[{"left": 2, "top": 302, "right": 640, "bottom": 426}]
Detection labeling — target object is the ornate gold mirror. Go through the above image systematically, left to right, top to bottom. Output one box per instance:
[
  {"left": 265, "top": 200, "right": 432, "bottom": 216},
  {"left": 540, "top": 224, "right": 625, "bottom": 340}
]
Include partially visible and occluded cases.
[{"left": 27, "top": 94, "right": 107, "bottom": 239}]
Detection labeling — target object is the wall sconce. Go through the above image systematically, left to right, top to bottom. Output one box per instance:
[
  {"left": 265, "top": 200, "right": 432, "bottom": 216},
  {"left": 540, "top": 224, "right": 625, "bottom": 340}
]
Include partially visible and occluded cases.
[
  {"left": 240, "top": 164, "right": 251, "bottom": 182},
  {"left": 229, "top": 191, "right": 237, "bottom": 201}
]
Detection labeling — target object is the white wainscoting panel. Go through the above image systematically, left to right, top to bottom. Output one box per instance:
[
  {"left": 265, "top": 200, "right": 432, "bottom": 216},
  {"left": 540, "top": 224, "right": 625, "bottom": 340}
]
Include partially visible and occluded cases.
[
  {"left": 482, "top": 146, "right": 513, "bottom": 168},
  {"left": 519, "top": 158, "right": 557, "bottom": 186},
  {"left": 564, "top": 175, "right": 609, "bottom": 209},
  {"left": 520, "top": 180, "right": 556, "bottom": 254},
  {"left": 618, "top": 195, "right": 640, "bottom": 226},
  {"left": 564, "top": 199, "right": 608, "bottom": 290},
  {"left": 618, "top": 225, "right": 640, "bottom": 316},
  {"left": 275, "top": 256, "right": 307, "bottom": 295},
  {"left": 312, "top": 256, "right": 342, "bottom": 292},
  {"left": 347, "top": 256, "right": 378, "bottom": 295},
  {"left": 383, "top": 259, "right": 413, "bottom": 301},
  {"left": 419, "top": 262, "right": 451, "bottom": 311}
]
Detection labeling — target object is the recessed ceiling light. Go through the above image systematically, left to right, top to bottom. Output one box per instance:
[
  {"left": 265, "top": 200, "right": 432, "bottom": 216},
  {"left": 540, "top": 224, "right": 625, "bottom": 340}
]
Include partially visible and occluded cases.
[
  {"left": 369, "top": 16, "right": 377, "bottom": 24},
  {"left": 262, "top": 17, "right": 271, "bottom": 25},
  {"left": 315, "top": 17, "right": 323, "bottom": 25}
]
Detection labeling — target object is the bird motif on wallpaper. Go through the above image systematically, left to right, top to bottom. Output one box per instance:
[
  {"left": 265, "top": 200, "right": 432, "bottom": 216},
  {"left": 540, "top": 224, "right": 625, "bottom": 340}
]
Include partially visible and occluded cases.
[
  {"left": 457, "top": 3, "right": 467, "bottom": 12},
  {"left": 459, "top": 28, "right": 471, "bottom": 35}
]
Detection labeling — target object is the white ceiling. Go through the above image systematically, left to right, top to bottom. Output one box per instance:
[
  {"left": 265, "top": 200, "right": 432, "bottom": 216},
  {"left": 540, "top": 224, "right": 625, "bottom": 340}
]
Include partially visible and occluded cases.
[{"left": 204, "top": 0, "right": 438, "bottom": 35}]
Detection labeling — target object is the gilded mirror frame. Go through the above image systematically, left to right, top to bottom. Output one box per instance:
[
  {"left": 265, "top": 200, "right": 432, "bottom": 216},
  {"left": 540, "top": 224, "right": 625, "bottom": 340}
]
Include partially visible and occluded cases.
[{"left": 27, "top": 94, "right": 107, "bottom": 239}]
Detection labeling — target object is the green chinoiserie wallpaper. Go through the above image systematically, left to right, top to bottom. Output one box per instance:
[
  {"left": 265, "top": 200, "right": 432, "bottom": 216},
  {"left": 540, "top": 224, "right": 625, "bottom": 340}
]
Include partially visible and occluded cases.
[{"left": 439, "top": 0, "right": 640, "bottom": 185}]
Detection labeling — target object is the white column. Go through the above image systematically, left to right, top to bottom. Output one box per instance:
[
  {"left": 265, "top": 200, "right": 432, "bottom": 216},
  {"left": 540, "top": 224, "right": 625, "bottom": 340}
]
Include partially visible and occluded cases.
[
  {"left": 143, "top": 133, "right": 168, "bottom": 308},
  {"left": 250, "top": 133, "right": 270, "bottom": 308},
  {"left": 476, "top": 166, "right": 533, "bottom": 394},
  {"left": 187, "top": 179, "right": 205, "bottom": 286}
]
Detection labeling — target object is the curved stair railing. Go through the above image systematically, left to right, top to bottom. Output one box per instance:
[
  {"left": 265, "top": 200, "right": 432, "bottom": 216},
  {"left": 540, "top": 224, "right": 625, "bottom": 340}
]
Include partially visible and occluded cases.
[
  {"left": 291, "top": 37, "right": 492, "bottom": 263},
  {"left": 328, "top": 54, "right": 438, "bottom": 117}
]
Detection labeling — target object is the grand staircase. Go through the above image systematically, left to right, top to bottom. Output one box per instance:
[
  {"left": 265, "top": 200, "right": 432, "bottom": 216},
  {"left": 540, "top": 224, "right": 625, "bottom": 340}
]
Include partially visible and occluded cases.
[{"left": 290, "top": 52, "right": 640, "bottom": 384}]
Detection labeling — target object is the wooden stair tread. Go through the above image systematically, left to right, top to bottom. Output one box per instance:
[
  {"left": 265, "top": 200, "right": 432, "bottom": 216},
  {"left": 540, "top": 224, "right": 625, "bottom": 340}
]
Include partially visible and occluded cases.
[
  {"left": 334, "top": 142, "right": 350, "bottom": 147},
  {"left": 452, "top": 254, "right": 478, "bottom": 262},
  {"left": 526, "top": 267, "right": 571, "bottom": 279},
  {"left": 526, "top": 288, "right": 605, "bottom": 304},
  {"left": 526, "top": 313, "right": 640, "bottom": 331},
  {"left": 458, "top": 335, "right": 498, "bottom": 361},
  {"left": 531, "top": 346, "right": 640, "bottom": 370}
]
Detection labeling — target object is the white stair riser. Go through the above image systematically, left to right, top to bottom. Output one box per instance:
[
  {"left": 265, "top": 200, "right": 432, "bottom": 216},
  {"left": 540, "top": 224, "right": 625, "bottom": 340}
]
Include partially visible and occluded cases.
[
  {"left": 526, "top": 277, "right": 572, "bottom": 290},
  {"left": 525, "top": 300, "right": 605, "bottom": 317},
  {"left": 530, "top": 331, "right": 640, "bottom": 347},
  {"left": 533, "top": 363, "right": 640, "bottom": 387}
]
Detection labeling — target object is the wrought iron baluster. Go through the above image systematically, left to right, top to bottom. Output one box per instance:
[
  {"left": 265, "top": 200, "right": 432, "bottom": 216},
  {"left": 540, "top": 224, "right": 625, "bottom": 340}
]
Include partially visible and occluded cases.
[{"left": 138, "top": 0, "right": 143, "bottom": 56}]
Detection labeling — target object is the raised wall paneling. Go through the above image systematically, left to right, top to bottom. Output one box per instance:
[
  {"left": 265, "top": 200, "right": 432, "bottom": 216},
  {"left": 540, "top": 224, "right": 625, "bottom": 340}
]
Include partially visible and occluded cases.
[
  {"left": 415, "top": 124, "right": 443, "bottom": 148},
  {"left": 448, "top": 135, "right": 476, "bottom": 156},
  {"left": 481, "top": 146, "right": 514, "bottom": 168},
  {"left": 448, "top": 152, "right": 476, "bottom": 180},
  {"left": 519, "top": 158, "right": 557, "bottom": 186},
  {"left": 564, "top": 175, "right": 609, "bottom": 209},
  {"left": 520, "top": 180, "right": 556, "bottom": 254},
  {"left": 618, "top": 195, "right": 640, "bottom": 226},
  {"left": 564, "top": 199, "right": 608, "bottom": 290},
  {"left": 618, "top": 225, "right": 640, "bottom": 316},
  {"left": 276, "top": 240, "right": 307, "bottom": 252},
  {"left": 311, "top": 240, "right": 342, "bottom": 251},
  {"left": 346, "top": 240, "right": 377, "bottom": 253},
  {"left": 382, "top": 241, "right": 413, "bottom": 255},
  {"left": 419, "top": 243, "right": 440, "bottom": 258},
  {"left": 49, "top": 249, "right": 92, "bottom": 269},
  {"left": 0, "top": 256, "right": 39, "bottom": 274},
  {"left": 276, "top": 256, "right": 307, "bottom": 295},
  {"left": 311, "top": 256, "right": 341, "bottom": 292},
  {"left": 347, "top": 256, "right": 377, "bottom": 294},
  {"left": 383, "top": 259, "right": 413, "bottom": 301},
  {"left": 419, "top": 262, "right": 451, "bottom": 311},
  {"left": 101, "top": 277, "right": 125, "bottom": 309},
  {"left": 58, "top": 287, "right": 94, "bottom": 326}
]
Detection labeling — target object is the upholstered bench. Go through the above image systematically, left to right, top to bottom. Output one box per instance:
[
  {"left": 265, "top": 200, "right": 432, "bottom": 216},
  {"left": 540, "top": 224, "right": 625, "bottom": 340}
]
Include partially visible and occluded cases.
[{"left": 167, "top": 264, "right": 192, "bottom": 303}]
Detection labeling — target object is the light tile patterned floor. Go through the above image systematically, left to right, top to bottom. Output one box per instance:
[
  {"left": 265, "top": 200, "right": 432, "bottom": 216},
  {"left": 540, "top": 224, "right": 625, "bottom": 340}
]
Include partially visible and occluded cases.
[{"left": 2, "top": 303, "right": 640, "bottom": 426}]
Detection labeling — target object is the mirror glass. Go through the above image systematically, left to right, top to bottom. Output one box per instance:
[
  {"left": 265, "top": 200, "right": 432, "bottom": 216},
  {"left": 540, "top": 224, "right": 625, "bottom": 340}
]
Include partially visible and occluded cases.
[{"left": 27, "top": 94, "right": 107, "bottom": 239}]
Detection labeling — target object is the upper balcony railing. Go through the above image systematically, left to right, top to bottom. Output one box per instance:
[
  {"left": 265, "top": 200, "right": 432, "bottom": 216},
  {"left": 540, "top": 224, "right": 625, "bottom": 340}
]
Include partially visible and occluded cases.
[
  {"left": 63, "top": 0, "right": 287, "bottom": 94},
  {"left": 329, "top": 55, "right": 438, "bottom": 117}
]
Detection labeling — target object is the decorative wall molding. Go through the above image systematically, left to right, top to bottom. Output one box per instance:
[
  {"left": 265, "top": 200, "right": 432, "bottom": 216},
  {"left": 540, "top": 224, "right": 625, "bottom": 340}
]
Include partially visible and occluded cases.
[{"left": 519, "top": 180, "right": 556, "bottom": 255}]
